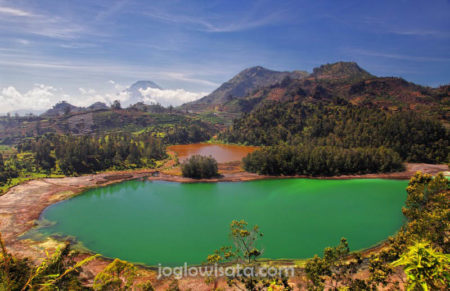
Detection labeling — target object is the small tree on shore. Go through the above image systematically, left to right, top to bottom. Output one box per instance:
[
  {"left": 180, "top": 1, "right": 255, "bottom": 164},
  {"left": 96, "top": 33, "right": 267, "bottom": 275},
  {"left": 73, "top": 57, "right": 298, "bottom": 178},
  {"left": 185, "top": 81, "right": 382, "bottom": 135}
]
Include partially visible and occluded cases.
[{"left": 181, "top": 155, "right": 218, "bottom": 179}]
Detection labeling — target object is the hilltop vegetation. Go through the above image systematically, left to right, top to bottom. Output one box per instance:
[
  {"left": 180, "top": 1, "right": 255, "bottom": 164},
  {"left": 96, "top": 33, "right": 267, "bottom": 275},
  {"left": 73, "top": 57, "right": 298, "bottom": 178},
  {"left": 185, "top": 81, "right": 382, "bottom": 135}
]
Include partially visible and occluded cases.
[
  {"left": 183, "top": 62, "right": 449, "bottom": 125},
  {"left": 221, "top": 101, "right": 448, "bottom": 170},
  {"left": 0, "top": 102, "right": 218, "bottom": 145}
]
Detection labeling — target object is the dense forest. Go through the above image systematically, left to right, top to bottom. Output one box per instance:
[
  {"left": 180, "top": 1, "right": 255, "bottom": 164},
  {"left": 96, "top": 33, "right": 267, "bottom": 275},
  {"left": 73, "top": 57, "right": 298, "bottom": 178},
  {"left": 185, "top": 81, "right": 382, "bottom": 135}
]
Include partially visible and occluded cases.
[
  {"left": 220, "top": 101, "right": 449, "bottom": 166},
  {"left": 0, "top": 132, "right": 169, "bottom": 192},
  {"left": 17, "top": 133, "right": 167, "bottom": 175},
  {"left": 243, "top": 145, "right": 403, "bottom": 176},
  {"left": 0, "top": 154, "right": 18, "bottom": 187}
]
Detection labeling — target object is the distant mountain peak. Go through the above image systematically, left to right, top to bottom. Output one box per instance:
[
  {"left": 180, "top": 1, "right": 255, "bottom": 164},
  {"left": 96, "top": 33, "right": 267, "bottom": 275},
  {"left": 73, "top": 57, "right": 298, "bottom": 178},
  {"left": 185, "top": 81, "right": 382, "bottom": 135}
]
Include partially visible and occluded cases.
[
  {"left": 311, "top": 61, "right": 374, "bottom": 81},
  {"left": 183, "top": 66, "right": 308, "bottom": 109},
  {"left": 123, "top": 80, "right": 162, "bottom": 107},
  {"left": 128, "top": 80, "right": 161, "bottom": 91},
  {"left": 41, "top": 101, "right": 81, "bottom": 117},
  {"left": 87, "top": 102, "right": 108, "bottom": 110}
]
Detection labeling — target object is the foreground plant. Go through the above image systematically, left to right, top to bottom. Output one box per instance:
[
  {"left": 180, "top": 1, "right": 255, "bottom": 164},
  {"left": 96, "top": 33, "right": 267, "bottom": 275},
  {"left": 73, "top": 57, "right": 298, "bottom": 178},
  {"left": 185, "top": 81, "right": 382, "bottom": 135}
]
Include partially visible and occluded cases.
[
  {"left": 205, "top": 220, "right": 292, "bottom": 291},
  {"left": 1, "top": 232, "right": 97, "bottom": 290},
  {"left": 303, "top": 238, "right": 364, "bottom": 290},
  {"left": 392, "top": 241, "right": 449, "bottom": 291},
  {"left": 93, "top": 258, "right": 138, "bottom": 290}
]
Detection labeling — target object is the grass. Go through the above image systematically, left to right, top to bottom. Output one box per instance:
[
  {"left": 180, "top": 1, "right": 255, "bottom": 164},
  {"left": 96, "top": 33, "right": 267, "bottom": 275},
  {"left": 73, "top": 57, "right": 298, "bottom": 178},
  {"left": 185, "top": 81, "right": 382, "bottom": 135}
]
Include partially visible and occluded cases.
[{"left": 0, "top": 145, "right": 12, "bottom": 151}]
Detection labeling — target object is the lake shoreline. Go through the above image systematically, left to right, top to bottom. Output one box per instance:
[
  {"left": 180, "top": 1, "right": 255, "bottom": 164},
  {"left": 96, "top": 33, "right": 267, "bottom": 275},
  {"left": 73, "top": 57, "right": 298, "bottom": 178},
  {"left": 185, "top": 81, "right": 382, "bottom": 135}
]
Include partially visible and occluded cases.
[
  {"left": 152, "top": 162, "right": 448, "bottom": 183},
  {"left": 0, "top": 163, "right": 447, "bottom": 287}
]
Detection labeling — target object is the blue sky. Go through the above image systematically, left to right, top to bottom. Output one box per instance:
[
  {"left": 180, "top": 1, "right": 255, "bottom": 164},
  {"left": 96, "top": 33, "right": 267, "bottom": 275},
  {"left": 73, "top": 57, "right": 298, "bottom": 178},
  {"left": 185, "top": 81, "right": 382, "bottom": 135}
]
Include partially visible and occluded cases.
[{"left": 0, "top": 0, "right": 449, "bottom": 113}]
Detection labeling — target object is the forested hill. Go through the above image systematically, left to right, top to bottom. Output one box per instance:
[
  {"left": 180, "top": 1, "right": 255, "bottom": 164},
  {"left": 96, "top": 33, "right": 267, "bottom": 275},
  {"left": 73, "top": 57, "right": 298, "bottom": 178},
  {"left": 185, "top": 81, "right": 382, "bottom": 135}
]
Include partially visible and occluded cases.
[
  {"left": 183, "top": 62, "right": 449, "bottom": 124},
  {"left": 220, "top": 101, "right": 449, "bottom": 164},
  {"left": 0, "top": 103, "right": 217, "bottom": 145}
]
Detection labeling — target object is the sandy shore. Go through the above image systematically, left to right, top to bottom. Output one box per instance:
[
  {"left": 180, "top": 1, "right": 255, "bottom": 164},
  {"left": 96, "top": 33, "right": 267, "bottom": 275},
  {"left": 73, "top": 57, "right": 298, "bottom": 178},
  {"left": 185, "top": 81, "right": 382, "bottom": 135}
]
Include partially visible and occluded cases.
[{"left": 0, "top": 162, "right": 447, "bottom": 288}]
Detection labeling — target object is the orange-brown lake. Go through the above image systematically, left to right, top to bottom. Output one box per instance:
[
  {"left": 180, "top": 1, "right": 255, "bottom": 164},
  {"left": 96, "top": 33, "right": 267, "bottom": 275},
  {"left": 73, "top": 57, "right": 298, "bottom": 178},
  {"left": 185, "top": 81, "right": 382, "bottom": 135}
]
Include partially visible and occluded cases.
[{"left": 167, "top": 143, "right": 258, "bottom": 163}]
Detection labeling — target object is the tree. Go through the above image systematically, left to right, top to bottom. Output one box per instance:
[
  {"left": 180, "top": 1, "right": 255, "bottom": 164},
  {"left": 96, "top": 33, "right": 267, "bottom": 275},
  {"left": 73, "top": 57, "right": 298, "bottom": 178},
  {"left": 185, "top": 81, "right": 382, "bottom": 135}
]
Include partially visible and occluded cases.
[
  {"left": 111, "top": 100, "right": 121, "bottom": 110},
  {"left": 220, "top": 101, "right": 448, "bottom": 164},
  {"left": 63, "top": 106, "right": 71, "bottom": 116},
  {"left": 34, "top": 139, "right": 56, "bottom": 173},
  {"left": 127, "top": 142, "right": 141, "bottom": 166},
  {"left": 181, "top": 155, "right": 218, "bottom": 179},
  {"left": 402, "top": 172, "right": 449, "bottom": 250},
  {"left": 205, "top": 220, "right": 291, "bottom": 291},
  {"left": 229, "top": 220, "right": 264, "bottom": 264},
  {"left": 304, "top": 238, "right": 363, "bottom": 290},
  {"left": 392, "top": 241, "right": 449, "bottom": 291}
]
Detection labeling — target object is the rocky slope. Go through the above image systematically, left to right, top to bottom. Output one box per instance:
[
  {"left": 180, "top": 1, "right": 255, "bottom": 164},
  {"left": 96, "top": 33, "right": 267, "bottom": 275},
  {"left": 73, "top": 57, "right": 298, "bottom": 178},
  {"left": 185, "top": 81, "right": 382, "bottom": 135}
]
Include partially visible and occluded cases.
[
  {"left": 184, "top": 62, "right": 448, "bottom": 122},
  {"left": 182, "top": 66, "right": 308, "bottom": 111}
]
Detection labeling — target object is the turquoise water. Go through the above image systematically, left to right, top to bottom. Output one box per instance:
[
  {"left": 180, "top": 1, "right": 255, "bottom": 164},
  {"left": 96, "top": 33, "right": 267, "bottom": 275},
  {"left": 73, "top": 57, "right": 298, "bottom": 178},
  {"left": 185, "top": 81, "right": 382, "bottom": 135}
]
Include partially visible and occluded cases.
[{"left": 38, "top": 178, "right": 407, "bottom": 266}]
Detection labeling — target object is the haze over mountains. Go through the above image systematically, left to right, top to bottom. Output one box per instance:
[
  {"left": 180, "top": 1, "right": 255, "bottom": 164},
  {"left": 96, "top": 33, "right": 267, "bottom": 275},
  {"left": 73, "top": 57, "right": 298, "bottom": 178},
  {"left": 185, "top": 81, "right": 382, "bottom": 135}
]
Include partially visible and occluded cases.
[
  {"left": 1, "top": 61, "right": 448, "bottom": 146},
  {"left": 8, "top": 61, "right": 449, "bottom": 125},
  {"left": 40, "top": 80, "right": 192, "bottom": 116}
]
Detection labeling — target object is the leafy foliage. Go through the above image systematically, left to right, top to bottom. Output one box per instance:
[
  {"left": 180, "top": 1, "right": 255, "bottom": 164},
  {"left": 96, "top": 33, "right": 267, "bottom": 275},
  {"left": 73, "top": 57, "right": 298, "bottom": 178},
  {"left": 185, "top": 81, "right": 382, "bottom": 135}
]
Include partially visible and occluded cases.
[
  {"left": 221, "top": 101, "right": 449, "bottom": 164},
  {"left": 16, "top": 133, "right": 167, "bottom": 175},
  {"left": 243, "top": 145, "right": 403, "bottom": 176},
  {"left": 0, "top": 153, "right": 19, "bottom": 187},
  {"left": 181, "top": 155, "right": 218, "bottom": 179},
  {"left": 402, "top": 172, "right": 449, "bottom": 252},
  {"left": 205, "top": 220, "right": 292, "bottom": 291},
  {"left": 0, "top": 233, "right": 96, "bottom": 291},
  {"left": 303, "top": 238, "right": 363, "bottom": 290},
  {"left": 392, "top": 241, "right": 449, "bottom": 291},
  {"left": 93, "top": 258, "right": 137, "bottom": 290}
]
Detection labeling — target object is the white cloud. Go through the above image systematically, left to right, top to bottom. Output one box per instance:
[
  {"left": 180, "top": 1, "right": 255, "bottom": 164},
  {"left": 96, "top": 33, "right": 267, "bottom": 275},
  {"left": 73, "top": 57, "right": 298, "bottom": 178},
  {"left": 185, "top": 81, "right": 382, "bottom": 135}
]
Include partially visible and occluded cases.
[
  {"left": 0, "top": 4, "right": 91, "bottom": 40},
  {"left": 142, "top": 4, "right": 288, "bottom": 33},
  {"left": 0, "top": 6, "right": 32, "bottom": 17},
  {"left": 16, "top": 39, "right": 30, "bottom": 45},
  {"left": 0, "top": 51, "right": 219, "bottom": 92},
  {"left": 161, "top": 72, "right": 219, "bottom": 87},
  {"left": 0, "top": 80, "right": 208, "bottom": 114},
  {"left": 107, "top": 80, "right": 126, "bottom": 91},
  {"left": 0, "top": 84, "right": 56, "bottom": 113},
  {"left": 79, "top": 87, "right": 96, "bottom": 95},
  {"left": 139, "top": 87, "right": 206, "bottom": 107}
]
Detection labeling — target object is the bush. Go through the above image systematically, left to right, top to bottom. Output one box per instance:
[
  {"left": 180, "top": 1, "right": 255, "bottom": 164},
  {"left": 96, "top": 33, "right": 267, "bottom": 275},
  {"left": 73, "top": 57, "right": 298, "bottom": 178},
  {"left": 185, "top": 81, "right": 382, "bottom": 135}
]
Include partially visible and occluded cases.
[{"left": 181, "top": 155, "right": 218, "bottom": 179}]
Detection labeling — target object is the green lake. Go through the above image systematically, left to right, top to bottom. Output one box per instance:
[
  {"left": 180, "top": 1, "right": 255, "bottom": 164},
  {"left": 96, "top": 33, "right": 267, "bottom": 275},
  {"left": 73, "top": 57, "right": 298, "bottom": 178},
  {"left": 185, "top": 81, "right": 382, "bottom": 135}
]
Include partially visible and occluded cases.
[{"left": 37, "top": 179, "right": 408, "bottom": 266}]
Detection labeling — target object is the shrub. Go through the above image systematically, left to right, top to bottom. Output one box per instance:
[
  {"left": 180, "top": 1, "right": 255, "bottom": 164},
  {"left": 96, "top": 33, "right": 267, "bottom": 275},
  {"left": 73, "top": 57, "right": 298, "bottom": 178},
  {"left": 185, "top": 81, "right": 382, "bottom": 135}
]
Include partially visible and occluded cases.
[{"left": 181, "top": 155, "right": 218, "bottom": 179}]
